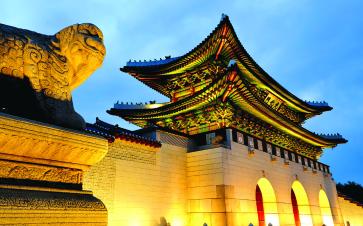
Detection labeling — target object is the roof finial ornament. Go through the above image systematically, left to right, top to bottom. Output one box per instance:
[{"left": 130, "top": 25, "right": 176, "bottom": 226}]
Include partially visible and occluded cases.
[{"left": 221, "top": 13, "right": 228, "bottom": 21}]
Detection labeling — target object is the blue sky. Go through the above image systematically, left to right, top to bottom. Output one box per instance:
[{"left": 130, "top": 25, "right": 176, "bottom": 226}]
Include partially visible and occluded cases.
[{"left": 2, "top": 0, "right": 362, "bottom": 184}]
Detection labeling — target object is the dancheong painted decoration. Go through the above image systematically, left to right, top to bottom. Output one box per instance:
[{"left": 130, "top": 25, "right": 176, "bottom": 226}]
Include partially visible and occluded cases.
[{"left": 108, "top": 15, "right": 346, "bottom": 159}]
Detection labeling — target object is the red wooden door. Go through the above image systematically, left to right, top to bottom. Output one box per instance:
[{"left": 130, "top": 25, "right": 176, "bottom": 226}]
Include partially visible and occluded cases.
[
  {"left": 256, "top": 185, "right": 265, "bottom": 226},
  {"left": 291, "top": 189, "right": 301, "bottom": 226}
]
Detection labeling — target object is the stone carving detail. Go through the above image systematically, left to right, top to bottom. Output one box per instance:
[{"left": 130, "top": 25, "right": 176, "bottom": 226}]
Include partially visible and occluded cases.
[
  {"left": 0, "top": 23, "right": 105, "bottom": 129},
  {"left": 0, "top": 160, "right": 82, "bottom": 184},
  {"left": 0, "top": 188, "right": 106, "bottom": 210}
]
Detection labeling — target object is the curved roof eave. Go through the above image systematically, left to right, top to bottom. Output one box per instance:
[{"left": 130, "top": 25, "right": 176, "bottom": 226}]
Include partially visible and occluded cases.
[
  {"left": 120, "top": 15, "right": 331, "bottom": 116},
  {"left": 108, "top": 74, "right": 346, "bottom": 148}
]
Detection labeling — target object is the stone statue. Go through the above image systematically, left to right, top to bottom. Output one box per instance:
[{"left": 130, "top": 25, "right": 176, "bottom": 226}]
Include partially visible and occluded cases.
[{"left": 0, "top": 22, "right": 105, "bottom": 129}]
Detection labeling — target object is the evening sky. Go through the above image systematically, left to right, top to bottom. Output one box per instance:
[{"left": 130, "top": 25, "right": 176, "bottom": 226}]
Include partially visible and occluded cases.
[{"left": 1, "top": 0, "right": 362, "bottom": 184}]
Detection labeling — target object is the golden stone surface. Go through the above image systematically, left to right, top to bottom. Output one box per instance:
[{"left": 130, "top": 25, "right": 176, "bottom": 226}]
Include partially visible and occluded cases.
[
  {"left": 0, "top": 22, "right": 105, "bottom": 129},
  {"left": 0, "top": 23, "right": 105, "bottom": 101},
  {"left": 0, "top": 113, "right": 108, "bottom": 170},
  {"left": 0, "top": 113, "right": 108, "bottom": 225},
  {"left": 0, "top": 160, "right": 82, "bottom": 184},
  {"left": 0, "top": 187, "right": 107, "bottom": 225}
]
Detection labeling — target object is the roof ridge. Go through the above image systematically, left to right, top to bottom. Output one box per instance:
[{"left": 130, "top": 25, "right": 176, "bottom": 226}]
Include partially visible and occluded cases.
[{"left": 85, "top": 118, "right": 161, "bottom": 147}]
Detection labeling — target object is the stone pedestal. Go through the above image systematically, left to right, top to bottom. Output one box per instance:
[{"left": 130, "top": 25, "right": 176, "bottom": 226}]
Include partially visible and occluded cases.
[{"left": 0, "top": 113, "right": 108, "bottom": 225}]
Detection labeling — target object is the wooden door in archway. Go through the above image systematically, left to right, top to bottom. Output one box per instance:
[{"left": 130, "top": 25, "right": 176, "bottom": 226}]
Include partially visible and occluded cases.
[{"left": 256, "top": 185, "right": 265, "bottom": 226}]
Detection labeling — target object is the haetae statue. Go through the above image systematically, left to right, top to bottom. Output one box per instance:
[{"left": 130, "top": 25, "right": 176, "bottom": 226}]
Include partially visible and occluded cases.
[{"left": 0, "top": 22, "right": 105, "bottom": 129}]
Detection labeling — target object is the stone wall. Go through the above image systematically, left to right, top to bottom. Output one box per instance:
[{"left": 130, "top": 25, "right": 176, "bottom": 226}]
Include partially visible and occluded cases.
[
  {"left": 0, "top": 114, "right": 108, "bottom": 225},
  {"left": 84, "top": 129, "right": 352, "bottom": 226},
  {"left": 185, "top": 130, "right": 343, "bottom": 226},
  {"left": 84, "top": 131, "right": 187, "bottom": 226},
  {"left": 224, "top": 141, "right": 342, "bottom": 226},
  {"left": 187, "top": 147, "right": 228, "bottom": 226},
  {"left": 338, "top": 197, "right": 363, "bottom": 226}
]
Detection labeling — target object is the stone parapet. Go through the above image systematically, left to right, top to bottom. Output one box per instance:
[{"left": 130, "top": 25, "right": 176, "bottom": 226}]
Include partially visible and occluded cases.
[
  {"left": 0, "top": 113, "right": 108, "bottom": 225},
  {"left": 0, "top": 113, "right": 107, "bottom": 170}
]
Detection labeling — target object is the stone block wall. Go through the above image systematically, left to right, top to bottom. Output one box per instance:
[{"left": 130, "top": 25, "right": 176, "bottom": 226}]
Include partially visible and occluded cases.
[
  {"left": 84, "top": 129, "right": 353, "bottom": 226},
  {"left": 84, "top": 132, "right": 187, "bottom": 226},
  {"left": 185, "top": 133, "right": 343, "bottom": 226},
  {"left": 223, "top": 141, "right": 342, "bottom": 226},
  {"left": 187, "top": 147, "right": 227, "bottom": 226},
  {"left": 338, "top": 197, "right": 363, "bottom": 226}
]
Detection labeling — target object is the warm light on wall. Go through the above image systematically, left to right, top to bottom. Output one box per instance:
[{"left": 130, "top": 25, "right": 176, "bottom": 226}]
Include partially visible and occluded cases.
[
  {"left": 257, "top": 178, "right": 280, "bottom": 226},
  {"left": 291, "top": 180, "right": 313, "bottom": 226},
  {"left": 319, "top": 189, "right": 334, "bottom": 226},
  {"left": 338, "top": 197, "right": 363, "bottom": 225},
  {"left": 109, "top": 207, "right": 149, "bottom": 226},
  {"left": 167, "top": 208, "right": 186, "bottom": 226},
  {"left": 189, "top": 213, "right": 210, "bottom": 226},
  {"left": 264, "top": 213, "right": 280, "bottom": 226},
  {"left": 300, "top": 215, "right": 313, "bottom": 226},
  {"left": 170, "top": 218, "right": 184, "bottom": 226}
]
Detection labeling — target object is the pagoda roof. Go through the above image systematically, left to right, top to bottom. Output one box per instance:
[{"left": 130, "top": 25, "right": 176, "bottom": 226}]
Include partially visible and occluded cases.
[
  {"left": 114, "top": 15, "right": 347, "bottom": 158},
  {"left": 121, "top": 15, "right": 332, "bottom": 118},
  {"left": 110, "top": 64, "right": 346, "bottom": 158}
]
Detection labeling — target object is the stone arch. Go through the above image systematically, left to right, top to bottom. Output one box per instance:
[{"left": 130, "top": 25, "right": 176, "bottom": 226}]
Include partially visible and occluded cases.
[
  {"left": 256, "top": 178, "right": 280, "bottom": 226},
  {"left": 291, "top": 180, "right": 313, "bottom": 226},
  {"left": 319, "top": 189, "right": 334, "bottom": 226}
]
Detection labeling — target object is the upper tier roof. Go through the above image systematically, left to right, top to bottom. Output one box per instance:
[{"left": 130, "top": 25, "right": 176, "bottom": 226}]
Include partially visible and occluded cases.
[
  {"left": 114, "top": 15, "right": 347, "bottom": 158},
  {"left": 121, "top": 15, "right": 332, "bottom": 118}
]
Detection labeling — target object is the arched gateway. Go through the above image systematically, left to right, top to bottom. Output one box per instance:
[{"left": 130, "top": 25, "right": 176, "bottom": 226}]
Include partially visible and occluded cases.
[
  {"left": 256, "top": 178, "right": 280, "bottom": 226},
  {"left": 291, "top": 181, "right": 313, "bottom": 226},
  {"left": 319, "top": 189, "right": 334, "bottom": 226}
]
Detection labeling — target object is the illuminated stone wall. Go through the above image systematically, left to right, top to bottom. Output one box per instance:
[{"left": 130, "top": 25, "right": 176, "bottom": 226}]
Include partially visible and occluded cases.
[
  {"left": 0, "top": 114, "right": 108, "bottom": 225},
  {"left": 84, "top": 129, "right": 353, "bottom": 226},
  {"left": 84, "top": 131, "right": 187, "bottom": 226},
  {"left": 185, "top": 131, "right": 343, "bottom": 226},
  {"left": 221, "top": 141, "right": 342, "bottom": 226},
  {"left": 187, "top": 147, "right": 229, "bottom": 226},
  {"left": 338, "top": 196, "right": 363, "bottom": 226}
]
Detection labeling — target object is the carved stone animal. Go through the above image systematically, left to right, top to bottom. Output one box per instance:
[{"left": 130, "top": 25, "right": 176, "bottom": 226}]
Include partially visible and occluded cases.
[{"left": 0, "top": 23, "right": 105, "bottom": 129}]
